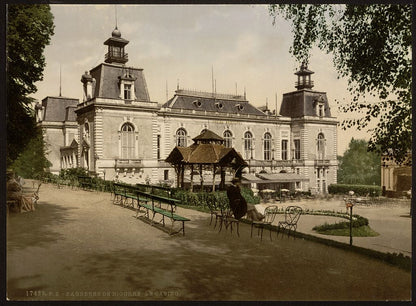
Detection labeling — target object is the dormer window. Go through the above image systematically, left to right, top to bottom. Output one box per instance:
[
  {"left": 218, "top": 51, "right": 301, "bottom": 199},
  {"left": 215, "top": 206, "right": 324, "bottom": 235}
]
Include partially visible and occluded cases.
[
  {"left": 118, "top": 72, "right": 136, "bottom": 101},
  {"left": 124, "top": 84, "right": 131, "bottom": 100},
  {"left": 314, "top": 95, "right": 325, "bottom": 117},
  {"left": 193, "top": 100, "right": 202, "bottom": 107},
  {"left": 215, "top": 102, "right": 224, "bottom": 109},
  {"left": 236, "top": 104, "right": 244, "bottom": 111},
  {"left": 318, "top": 104, "right": 324, "bottom": 117}
]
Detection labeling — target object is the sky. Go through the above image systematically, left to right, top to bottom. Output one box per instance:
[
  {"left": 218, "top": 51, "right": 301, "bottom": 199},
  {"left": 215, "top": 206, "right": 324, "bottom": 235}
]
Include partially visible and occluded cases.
[{"left": 31, "top": 4, "right": 375, "bottom": 155}]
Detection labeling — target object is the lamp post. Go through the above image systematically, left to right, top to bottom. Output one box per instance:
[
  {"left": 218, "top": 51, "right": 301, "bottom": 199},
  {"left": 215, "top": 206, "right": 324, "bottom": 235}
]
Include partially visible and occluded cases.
[{"left": 346, "top": 200, "right": 354, "bottom": 246}]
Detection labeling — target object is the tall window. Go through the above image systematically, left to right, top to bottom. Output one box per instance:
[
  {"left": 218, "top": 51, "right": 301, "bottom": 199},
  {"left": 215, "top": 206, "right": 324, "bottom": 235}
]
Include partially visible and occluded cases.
[
  {"left": 124, "top": 84, "right": 132, "bottom": 100},
  {"left": 84, "top": 122, "right": 90, "bottom": 139},
  {"left": 121, "top": 123, "right": 135, "bottom": 159},
  {"left": 176, "top": 128, "right": 187, "bottom": 147},
  {"left": 223, "top": 130, "right": 233, "bottom": 148},
  {"left": 244, "top": 131, "right": 253, "bottom": 159},
  {"left": 263, "top": 132, "right": 272, "bottom": 161},
  {"left": 317, "top": 133, "right": 325, "bottom": 159},
  {"left": 157, "top": 135, "right": 161, "bottom": 159},
  {"left": 281, "top": 139, "right": 288, "bottom": 160},
  {"left": 294, "top": 139, "right": 301, "bottom": 160}
]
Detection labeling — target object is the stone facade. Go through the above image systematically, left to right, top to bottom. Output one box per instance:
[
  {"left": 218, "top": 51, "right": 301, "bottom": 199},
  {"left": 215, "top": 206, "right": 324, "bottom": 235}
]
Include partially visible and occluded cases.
[{"left": 38, "top": 28, "right": 338, "bottom": 194}]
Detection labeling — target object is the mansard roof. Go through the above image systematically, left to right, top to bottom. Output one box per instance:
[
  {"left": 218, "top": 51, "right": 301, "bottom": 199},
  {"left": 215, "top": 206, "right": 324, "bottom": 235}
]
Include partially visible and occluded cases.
[
  {"left": 90, "top": 63, "right": 150, "bottom": 101},
  {"left": 162, "top": 89, "right": 266, "bottom": 116},
  {"left": 279, "top": 89, "right": 332, "bottom": 118},
  {"left": 41, "top": 96, "right": 79, "bottom": 122}
]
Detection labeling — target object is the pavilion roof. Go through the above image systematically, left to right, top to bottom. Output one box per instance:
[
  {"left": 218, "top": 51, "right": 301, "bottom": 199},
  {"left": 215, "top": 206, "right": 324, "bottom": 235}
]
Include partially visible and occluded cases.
[{"left": 166, "top": 132, "right": 246, "bottom": 168}]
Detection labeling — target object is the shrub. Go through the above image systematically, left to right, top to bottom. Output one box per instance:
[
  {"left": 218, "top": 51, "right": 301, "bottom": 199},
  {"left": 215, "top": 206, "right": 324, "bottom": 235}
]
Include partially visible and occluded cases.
[
  {"left": 328, "top": 184, "right": 381, "bottom": 196},
  {"left": 241, "top": 187, "right": 261, "bottom": 204},
  {"left": 313, "top": 214, "right": 369, "bottom": 231}
]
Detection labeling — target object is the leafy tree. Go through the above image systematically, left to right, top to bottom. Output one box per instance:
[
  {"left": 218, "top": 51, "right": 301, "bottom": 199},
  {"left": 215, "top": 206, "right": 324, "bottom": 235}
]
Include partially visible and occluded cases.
[
  {"left": 6, "top": 4, "right": 54, "bottom": 165},
  {"left": 269, "top": 4, "right": 411, "bottom": 164},
  {"left": 11, "top": 128, "right": 52, "bottom": 179},
  {"left": 337, "top": 138, "right": 380, "bottom": 185}
]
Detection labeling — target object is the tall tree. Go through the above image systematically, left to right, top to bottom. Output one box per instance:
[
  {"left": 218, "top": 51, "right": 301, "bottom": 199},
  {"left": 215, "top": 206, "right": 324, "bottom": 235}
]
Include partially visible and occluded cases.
[
  {"left": 6, "top": 4, "right": 54, "bottom": 166},
  {"left": 269, "top": 4, "right": 411, "bottom": 164},
  {"left": 11, "top": 128, "right": 52, "bottom": 179},
  {"left": 337, "top": 138, "right": 381, "bottom": 185}
]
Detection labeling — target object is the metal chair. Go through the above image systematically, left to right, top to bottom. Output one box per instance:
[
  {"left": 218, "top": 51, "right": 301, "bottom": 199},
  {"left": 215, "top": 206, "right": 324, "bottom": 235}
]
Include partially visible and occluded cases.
[
  {"left": 206, "top": 199, "right": 221, "bottom": 228},
  {"left": 217, "top": 205, "right": 240, "bottom": 237},
  {"left": 251, "top": 205, "right": 279, "bottom": 241},
  {"left": 277, "top": 206, "right": 303, "bottom": 238}
]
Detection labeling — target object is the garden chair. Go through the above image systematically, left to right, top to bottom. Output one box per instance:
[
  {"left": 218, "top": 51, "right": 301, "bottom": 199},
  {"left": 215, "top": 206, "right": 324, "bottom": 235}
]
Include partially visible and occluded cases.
[
  {"left": 206, "top": 198, "right": 221, "bottom": 228},
  {"left": 217, "top": 204, "right": 240, "bottom": 237},
  {"left": 251, "top": 205, "right": 279, "bottom": 241},
  {"left": 277, "top": 206, "right": 303, "bottom": 238}
]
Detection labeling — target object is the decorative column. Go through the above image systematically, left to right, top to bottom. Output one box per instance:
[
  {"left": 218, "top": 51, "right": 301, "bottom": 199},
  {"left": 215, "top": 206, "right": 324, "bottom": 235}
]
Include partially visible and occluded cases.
[
  {"left": 190, "top": 164, "right": 194, "bottom": 192},
  {"left": 212, "top": 165, "right": 216, "bottom": 192}
]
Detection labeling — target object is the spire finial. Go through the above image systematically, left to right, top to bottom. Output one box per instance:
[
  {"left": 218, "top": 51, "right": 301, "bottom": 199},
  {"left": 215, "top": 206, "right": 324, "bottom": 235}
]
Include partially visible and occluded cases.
[
  {"left": 115, "top": 5, "right": 118, "bottom": 29},
  {"left": 59, "top": 64, "right": 62, "bottom": 97},
  {"left": 211, "top": 65, "right": 214, "bottom": 96}
]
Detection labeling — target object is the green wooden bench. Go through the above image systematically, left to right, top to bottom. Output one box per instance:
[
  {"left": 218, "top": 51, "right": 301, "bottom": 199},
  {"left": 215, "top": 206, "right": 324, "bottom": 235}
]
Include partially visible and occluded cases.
[
  {"left": 113, "top": 183, "right": 149, "bottom": 208},
  {"left": 136, "top": 183, "right": 172, "bottom": 198},
  {"left": 135, "top": 190, "right": 190, "bottom": 236}
]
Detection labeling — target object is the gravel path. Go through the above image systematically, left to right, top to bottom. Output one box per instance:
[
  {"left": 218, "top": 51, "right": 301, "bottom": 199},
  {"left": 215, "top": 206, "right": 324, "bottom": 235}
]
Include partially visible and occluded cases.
[{"left": 7, "top": 183, "right": 411, "bottom": 301}]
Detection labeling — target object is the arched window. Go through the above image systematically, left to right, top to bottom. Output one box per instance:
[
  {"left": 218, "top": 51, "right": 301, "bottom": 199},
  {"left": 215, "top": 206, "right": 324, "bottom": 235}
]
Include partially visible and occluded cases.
[
  {"left": 84, "top": 122, "right": 90, "bottom": 139},
  {"left": 121, "top": 123, "right": 135, "bottom": 159},
  {"left": 176, "top": 128, "right": 187, "bottom": 147},
  {"left": 223, "top": 130, "right": 233, "bottom": 148},
  {"left": 244, "top": 131, "right": 253, "bottom": 159},
  {"left": 263, "top": 132, "right": 272, "bottom": 160},
  {"left": 317, "top": 133, "right": 325, "bottom": 159}
]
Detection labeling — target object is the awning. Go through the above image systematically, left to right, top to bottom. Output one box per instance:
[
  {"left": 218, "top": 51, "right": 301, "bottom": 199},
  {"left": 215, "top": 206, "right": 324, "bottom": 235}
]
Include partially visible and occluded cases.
[{"left": 242, "top": 173, "right": 309, "bottom": 184}]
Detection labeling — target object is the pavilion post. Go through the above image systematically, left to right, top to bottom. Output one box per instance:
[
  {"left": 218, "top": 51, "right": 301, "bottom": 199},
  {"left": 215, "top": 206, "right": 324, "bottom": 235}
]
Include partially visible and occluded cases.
[
  {"left": 180, "top": 164, "right": 185, "bottom": 188},
  {"left": 190, "top": 164, "right": 194, "bottom": 192},
  {"left": 199, "top": 164, "right": 203, "bottom": 191},
  {"left": 175, "top": 165, "right": 180, "bottom": 188},
  {"left": 212, "top": 165, "right": 216, "bottom": 192},
  {"left": 220, "top": 167, "right": 225, "bottom": 190}
]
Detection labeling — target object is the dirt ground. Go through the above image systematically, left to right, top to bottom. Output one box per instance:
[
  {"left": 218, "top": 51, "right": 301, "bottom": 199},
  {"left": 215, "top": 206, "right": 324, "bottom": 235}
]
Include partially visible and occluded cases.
[{"left": 6, "top": 183, "right": 411, "bottom": 301}]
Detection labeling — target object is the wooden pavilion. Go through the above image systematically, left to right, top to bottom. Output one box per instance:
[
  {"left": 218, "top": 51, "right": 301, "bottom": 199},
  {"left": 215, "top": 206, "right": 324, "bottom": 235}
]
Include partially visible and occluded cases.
[{"left": 165, "top": 129, "right": 247, "bottom": 191}]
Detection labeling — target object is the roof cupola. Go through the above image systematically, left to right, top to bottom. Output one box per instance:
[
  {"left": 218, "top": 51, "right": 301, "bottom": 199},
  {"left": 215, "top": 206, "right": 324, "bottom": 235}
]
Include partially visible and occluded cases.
[
  {"left": 103, "top": 27, "right": 129, "bottom": 64},
  {"left": 294, "top": 61, "right": 314, "bottom": 90}
]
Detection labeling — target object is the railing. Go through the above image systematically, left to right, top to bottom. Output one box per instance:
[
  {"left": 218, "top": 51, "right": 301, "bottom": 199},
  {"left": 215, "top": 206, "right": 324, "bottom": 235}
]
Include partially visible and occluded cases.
[
  {"left": 105, "top": 52, "right": 128, "bottom": 62},
  {"left": 295, "top": 80, "right": 314, "bottom": 88},
  {"left": 175, "top": 89, "right": 245, "bottom": 101},
  {"left": 115, "top": 158, "right": 142, "bottom": 168},
  {"left": 246, "top": 159, "right": 305, "bottom": 167},
  {"left": 314, "top": 159, "right": 330, "bottom": 167}
]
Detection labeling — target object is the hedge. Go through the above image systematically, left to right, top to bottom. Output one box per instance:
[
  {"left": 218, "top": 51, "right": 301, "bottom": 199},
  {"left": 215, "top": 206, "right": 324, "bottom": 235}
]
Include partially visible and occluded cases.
[
  {"left": 328, "top": 184, "right": 381, "bottom": 196},
  {"left": 312, "top": 214, "right": 369, "bottom": 231}
]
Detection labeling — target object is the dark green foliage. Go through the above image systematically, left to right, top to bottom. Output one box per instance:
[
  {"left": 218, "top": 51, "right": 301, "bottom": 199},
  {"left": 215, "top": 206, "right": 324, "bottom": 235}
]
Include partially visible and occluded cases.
[
  {"left": 7, "top": 4, "right": 55, "bottom": 165},
  {"left": 269, "top": 4, "right": 411, "bottom": 163},
  {"left": 11, "top": 128, "right": 51, "bottom": 179},
  {"left": 337, "top": 138, "right": 381, "bottom": 185},
  {"left": 59, "top": 168, "right": 89, "bottom": 180},
  {"left": 328, "top": 184, "right": 381, "bottom": 196},
  {"left": 171, "top": 187, "right": 260, "bottom": 209},
  {"left": 240, "top": 187, "right": 261, "bottom": 204},
  {"left": 172, "top": 190, "right": 229, "bottom": 209},
  {"left": 313, "top": 214, "right": 369, "bottom": 231}
]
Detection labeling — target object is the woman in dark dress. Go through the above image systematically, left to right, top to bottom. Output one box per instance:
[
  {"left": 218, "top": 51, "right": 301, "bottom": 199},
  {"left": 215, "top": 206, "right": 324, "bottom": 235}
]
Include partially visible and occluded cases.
[{"left": 226, "top": 178, "right": 247, "bottom": 219}]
